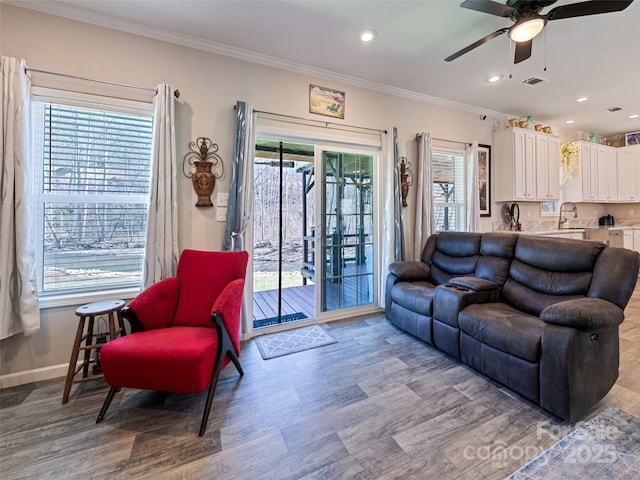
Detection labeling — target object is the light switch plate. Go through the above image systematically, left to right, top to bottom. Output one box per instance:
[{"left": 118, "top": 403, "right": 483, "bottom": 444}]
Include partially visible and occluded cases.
[
  {"left": 217, "top": 192, "right": 229, "bottom": 207},
  {"left": 216, "top": 207, "right": 227, "bottom": 222}
]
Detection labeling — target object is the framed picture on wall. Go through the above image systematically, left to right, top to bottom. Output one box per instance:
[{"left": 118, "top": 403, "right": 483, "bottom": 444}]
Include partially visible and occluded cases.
[
  {"left": 309, "top": 84, "right": 345, "bottom": 119},
  {"left": 625, "top": 131, "right": 640, "bottom": 145},
  {"left": 478, "top": 144, "right": 491, "bottom": 217}
]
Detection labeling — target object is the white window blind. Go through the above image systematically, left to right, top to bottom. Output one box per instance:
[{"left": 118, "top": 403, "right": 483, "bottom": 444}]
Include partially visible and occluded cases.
[
  {"left": 31, "top": 99, "right": 153, "bottom": 294},
  {"left": 432, "top": 150, "right": 466, "bottom": 232}
]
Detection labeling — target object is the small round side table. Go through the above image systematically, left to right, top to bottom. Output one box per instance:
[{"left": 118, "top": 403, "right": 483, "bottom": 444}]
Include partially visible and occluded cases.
[{"left": 61, "top": 299, "right": 126, "bottom": 404}]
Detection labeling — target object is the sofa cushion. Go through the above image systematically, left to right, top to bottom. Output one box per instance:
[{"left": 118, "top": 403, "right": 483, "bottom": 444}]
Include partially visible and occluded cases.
[
  {"left": 390, "top": 281, "right": 435, "bottom": 317},
  {"left": 458, "top": 303, "right": 544, "bottom": 363}
]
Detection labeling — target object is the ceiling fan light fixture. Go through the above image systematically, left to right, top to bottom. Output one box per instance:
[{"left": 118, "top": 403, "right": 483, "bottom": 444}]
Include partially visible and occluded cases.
[{"left": 509, "top": 17, "right": 546, "bottom": 43}]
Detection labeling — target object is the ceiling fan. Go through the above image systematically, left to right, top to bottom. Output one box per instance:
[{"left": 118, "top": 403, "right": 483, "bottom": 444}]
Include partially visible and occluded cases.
[{"left": 444, "top": 0, "right": 633, "bottom": 64}]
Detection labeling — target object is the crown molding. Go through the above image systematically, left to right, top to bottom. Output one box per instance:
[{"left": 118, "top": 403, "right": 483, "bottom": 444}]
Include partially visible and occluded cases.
[{"left": 5, "top": 0, "right": 510, "bottom": 120}]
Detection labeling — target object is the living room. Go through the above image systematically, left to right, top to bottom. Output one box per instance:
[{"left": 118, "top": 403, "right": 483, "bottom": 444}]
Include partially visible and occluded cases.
[{"left": 1, "top": 1, "right": 639, "bottom": 478}]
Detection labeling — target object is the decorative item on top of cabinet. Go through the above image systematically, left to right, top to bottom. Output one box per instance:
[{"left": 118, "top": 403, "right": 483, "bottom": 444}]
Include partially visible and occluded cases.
[
  {"left": 493, "top": 127, "right": 560, "bottom": 202},
  {"left": 183, "top": 137, "right": 225, "bottom": 207},
  {"left": 560, "top": 141, "right": 579, "bottom": 184}
]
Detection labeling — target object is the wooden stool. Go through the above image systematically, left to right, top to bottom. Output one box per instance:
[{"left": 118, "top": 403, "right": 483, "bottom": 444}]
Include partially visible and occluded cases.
[{"left": 62, "top": 299, "right": 126, "bottom": 404}]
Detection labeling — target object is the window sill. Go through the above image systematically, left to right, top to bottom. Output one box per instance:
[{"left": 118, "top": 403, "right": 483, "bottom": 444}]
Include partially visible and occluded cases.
[{"left": 38, "top": 287, "right": 141, "bottom": 310}]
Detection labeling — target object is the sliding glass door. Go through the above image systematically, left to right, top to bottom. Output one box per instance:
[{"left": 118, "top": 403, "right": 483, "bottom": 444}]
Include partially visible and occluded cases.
[
  {"left": 252, "top": 139, "right": 376, "bottom": 329},
  {"left": 318, "top": 148, "right": 374, "bottom": 312}
]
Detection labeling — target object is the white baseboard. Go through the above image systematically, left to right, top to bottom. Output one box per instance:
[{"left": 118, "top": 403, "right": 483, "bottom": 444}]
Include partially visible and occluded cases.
[{"left": 0, "top": 363, "right": 69, "bottom": 389}]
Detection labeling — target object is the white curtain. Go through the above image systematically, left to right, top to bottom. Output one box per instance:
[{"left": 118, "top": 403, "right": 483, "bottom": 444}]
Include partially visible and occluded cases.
[
  {"left": 0, "top": 56, "right": 40, "bottom": 339},
  {"left": 142, "top": 83, "right": 179, "bottom": 288},
  {"left": 224, "top": 101, "right": 256, "bottom": 337},
  {"left": 413, "top": 132, "right": 433, "bottom": 261},
  {"left": 465, "top": 141, "right": 480, "bottom": 232}
]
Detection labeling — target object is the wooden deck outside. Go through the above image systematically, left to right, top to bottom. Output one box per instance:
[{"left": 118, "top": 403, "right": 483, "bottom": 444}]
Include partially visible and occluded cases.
[
  {"left": 252, "top": 270, "right": 373, "bottom": 327},
  {"left": 253, "top": 284, "right": 316, "bottom": 324}
]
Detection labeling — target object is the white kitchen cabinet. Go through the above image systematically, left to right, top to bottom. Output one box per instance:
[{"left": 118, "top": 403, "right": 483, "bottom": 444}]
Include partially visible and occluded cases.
[
  {"left": 494, "top": 128, "right": 560, "bottom": 202},
  {"left": 536, "top": 134, "right": 560, "bottom": 201},
  {"left": 564, "top": 141, "right": 617, "bottom": 202},
  {"left": 617, "top": 145, "right": 640, "bottom": 202},
  {"left": 597, "top": 146, "right": 618, "bottom": 201},
  {"left": 623, "top": 229, "right": 634, "bottom": 250},
  {"left": 634, "top": 229, "right": 640, "bottom": 255}
]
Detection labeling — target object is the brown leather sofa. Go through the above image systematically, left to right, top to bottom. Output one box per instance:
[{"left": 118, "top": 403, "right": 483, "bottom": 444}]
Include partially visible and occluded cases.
[{"left": 385, "top": 231, "right": 640, "bottom": 421}]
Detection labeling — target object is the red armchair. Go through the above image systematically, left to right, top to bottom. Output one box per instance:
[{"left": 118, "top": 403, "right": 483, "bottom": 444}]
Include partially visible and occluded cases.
[{"left": 96, "top": 249, "right": 249, "bottom": 436}]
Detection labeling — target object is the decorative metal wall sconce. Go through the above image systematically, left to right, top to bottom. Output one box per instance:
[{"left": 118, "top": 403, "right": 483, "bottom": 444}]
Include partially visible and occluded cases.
[
  {"left": 183, "top": 137, "right": 224, "bottom": 207},
  {"left": 399, "top": 156, "right": 413, "bottom": 207}
]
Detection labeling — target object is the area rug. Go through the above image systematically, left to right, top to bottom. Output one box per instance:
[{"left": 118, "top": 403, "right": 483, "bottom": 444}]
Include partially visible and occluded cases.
[
  {"left": 253, "top": 312, "right": 308, "bottom": 329},
  {"left": 255, "top": 324, "right": 337, "bottom": 360},
  {"left": 506, "top": 407, "right": 640, "bottom": 479}
]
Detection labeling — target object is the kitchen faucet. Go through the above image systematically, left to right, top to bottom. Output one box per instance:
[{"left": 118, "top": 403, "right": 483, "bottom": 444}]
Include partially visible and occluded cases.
[{"left": 558, "top": 202, "right": 578, "bottom": 229}]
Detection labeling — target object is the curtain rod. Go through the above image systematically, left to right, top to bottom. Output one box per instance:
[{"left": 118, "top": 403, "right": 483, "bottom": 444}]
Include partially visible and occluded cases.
[
  {"left": 24, "top": 68, "right": 180, "bottom": 98},
  {"left": 235, "top": 105, "right": 387, "bottom": 135},
  {"left": 415, "top": 132, "right": 471, "bottom": 147}
]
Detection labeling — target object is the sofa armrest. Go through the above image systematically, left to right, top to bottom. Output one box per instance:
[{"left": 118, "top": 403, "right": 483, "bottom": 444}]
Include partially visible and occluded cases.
[
  {"left": 388, "top": 261, "right": 430, "bottom": 281},
  {"left": 448, "top": 276, "right": 499, "bottom": 293},
  {"left": 433, "top": 283, "right": 501, "bottom": 328},
  {"left": 540, "top": 297, "right": 624, "bottom": 332}
]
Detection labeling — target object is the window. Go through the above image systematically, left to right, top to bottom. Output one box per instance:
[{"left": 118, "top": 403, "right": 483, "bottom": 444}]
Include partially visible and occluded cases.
[
  {"left": 31, "top": 92, "right": 153, "bottom": 295},
  {"left": 432, "top": 149, "right": 466, "bottom": 231}
]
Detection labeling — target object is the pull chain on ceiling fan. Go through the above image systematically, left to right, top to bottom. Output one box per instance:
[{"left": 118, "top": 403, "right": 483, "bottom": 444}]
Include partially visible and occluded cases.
[{"left": 444, "top": 0, "right": 633, "bottom": 64}]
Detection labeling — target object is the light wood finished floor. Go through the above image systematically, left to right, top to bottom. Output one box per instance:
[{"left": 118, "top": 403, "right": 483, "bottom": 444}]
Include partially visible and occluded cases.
[{"left": 1, "top": 283, "right": 639, "bottom": 479}]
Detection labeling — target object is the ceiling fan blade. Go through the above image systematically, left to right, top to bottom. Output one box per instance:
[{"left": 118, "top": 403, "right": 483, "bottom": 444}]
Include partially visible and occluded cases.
[
  {"left": 460, "top": 0, "right": 517, "bottom": 17},
  {"left": 547, "top": 0, "right": 633, "bottom": 20},
  {"left": 445, "top": 28, "right": 509, "bottom": 62},
  {"left": 514, "top": 39, "right": 533, "bottom": 63}
]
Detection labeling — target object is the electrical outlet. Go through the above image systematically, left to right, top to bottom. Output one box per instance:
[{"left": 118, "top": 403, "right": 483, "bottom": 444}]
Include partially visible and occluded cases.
[
  {"left": 217, "top": 192, "right": 229, "bottom": 207},
  {"left": 216, "top": 207, "right": 227, "bottom": 222},
  {"left": 630, "top": 209, "right": 635, "bottom": 216}
]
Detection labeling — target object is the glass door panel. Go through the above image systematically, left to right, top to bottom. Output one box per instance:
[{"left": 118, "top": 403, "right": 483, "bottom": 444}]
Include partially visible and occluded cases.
[{"left": 319, "top": 150, "right": 374, "bottom": 312}]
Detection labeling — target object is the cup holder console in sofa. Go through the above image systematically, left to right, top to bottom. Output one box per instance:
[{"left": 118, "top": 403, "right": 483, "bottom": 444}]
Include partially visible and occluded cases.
[{"left": 385, "top": 231, "right": 640, "bottom": 421}]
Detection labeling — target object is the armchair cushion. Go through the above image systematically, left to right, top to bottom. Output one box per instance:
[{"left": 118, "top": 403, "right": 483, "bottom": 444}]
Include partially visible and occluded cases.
[
  {"left": 173, "top": 249, "right": 249, "bottom": 328},
  {"left": 388, "top": 261, "right": 431, "bottom": 281},
  {"left": 101, "top": 326, "right": 218, "bottom": 394}
]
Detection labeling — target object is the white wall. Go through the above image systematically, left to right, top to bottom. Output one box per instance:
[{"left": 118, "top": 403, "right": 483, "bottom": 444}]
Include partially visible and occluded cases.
[{"left": 1, "top": 4, "right": 504, "bottom": 382}]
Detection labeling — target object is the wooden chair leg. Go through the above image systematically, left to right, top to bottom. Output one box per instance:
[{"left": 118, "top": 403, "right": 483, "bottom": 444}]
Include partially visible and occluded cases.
[
  {"left": 228, "top": 349, "right": 244, "bottom": 376},
  {"left": 96, "top": 386, "right": 118, "bottom": 423}
]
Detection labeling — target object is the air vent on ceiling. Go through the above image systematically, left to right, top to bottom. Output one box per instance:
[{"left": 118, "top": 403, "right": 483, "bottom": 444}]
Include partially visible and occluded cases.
[
  {"left": 520, "top": 76, "right": 548, "bottom": 87},
  {"left": 607, "top": 106, "right": 623, "bottom": 112}
]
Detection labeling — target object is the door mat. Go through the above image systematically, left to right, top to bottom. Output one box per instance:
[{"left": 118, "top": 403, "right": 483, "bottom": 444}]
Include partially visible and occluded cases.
[
  {"left": 253, "top": 312, "right": 307, "bottom": 329},
  {"left": 255, "top": 324, "right": 337, "bottom": 360},
  {"left": 506, "top": 406, "right": 640, "bottom": 479}
]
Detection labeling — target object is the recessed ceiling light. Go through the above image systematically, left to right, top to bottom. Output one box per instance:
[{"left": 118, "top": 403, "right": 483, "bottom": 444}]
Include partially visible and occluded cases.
[
  {"left": 360, "top": 30, "right": 376, "bottom": 43},
  {"left": 486, "top": 74, "right": 503, "bottom": 83},
  {"left": 576, "top": 97, "right": 588, "bottom": 103},
  {"left": 629, "top": 114, "right": 639, "bottom": 119},
  {"left": 565, "top": 120, "right": 575, "bottom": 125}
]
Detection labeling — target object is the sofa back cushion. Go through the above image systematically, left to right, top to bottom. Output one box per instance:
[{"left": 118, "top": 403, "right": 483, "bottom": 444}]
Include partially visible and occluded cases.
[
  {"left": 423, "top": 232, "right": 481, "bottom": 285},
  {"left": 476, "top": 233, "right": 518, "bottom": 286},
  {"left": 502, "top": 236, "right": 605, "bottom": 316}
]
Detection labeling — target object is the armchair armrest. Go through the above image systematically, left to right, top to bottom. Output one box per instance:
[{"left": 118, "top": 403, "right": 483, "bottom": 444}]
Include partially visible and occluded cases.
[
  {"left": 388, "top": 261, "right": 431, "bottom": 281},
  {"left": 126, "top": 277, "right": 180, "bottom": 331},
  {"left": 211, "top": 278, "right": 246, "bottom": 354},
  {"left": 540, "top": 297, "right": 624, "bottom": 332}
]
